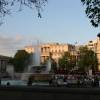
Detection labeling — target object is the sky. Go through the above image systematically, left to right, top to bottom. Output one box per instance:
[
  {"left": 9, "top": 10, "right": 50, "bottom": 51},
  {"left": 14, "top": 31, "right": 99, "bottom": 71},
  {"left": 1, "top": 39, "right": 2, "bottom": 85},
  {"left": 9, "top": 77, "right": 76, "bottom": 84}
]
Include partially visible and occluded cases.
[{"left": 0, "top": 0, "right": 100, "bottom": 57}]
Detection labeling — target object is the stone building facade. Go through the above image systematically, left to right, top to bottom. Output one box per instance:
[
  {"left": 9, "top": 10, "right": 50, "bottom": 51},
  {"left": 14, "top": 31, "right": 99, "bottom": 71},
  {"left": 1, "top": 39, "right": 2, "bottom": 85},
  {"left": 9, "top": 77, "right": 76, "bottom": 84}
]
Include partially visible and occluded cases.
[
  {"left": 86, "top": 38, "right": 100, "bottom": 71},
  {"left": 24, "top": 43, "right": 75, "bottom": 63},
  {"left": 40, "top": 43, "right": 75, "bottom": 63},
  {"left": 24, "top": 45, "right": 34, "bottom": 53},
  {"left": 0, "top": 55, "right": 9, "bottom": 73}
]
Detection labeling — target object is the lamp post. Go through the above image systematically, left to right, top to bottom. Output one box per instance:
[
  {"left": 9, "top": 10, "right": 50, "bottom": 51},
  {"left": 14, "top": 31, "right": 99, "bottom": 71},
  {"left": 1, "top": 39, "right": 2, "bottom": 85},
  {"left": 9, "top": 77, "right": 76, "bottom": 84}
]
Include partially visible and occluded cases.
[
  {"left": 75, "top": 42, "right": 79, "bottom": 70},
  {"left": 65, "top": 59, "right": 67, "bottom": 71}
]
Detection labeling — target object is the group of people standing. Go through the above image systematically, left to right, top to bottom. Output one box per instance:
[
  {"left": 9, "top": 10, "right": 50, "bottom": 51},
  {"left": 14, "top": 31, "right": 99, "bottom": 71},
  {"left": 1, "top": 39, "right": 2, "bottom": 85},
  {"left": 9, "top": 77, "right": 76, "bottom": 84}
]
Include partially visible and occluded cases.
[{"left": 48, "top": 74, "right": 100, "bottom": 87}]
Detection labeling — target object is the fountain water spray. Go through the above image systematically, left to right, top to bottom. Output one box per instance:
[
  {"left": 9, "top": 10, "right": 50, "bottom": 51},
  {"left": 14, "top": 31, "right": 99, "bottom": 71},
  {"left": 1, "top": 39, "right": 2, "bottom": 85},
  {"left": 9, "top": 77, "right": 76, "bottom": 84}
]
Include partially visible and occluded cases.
[{"left": 21, "top": 41, "right": 52, "bottom": 80}]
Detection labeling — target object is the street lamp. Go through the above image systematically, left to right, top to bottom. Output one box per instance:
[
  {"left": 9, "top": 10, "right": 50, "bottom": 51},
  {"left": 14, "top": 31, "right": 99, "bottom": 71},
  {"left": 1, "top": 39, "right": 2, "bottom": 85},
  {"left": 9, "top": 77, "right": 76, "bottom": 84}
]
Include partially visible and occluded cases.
[
  {"left": 75, "top": 42, "right": 79, "bottom": 70},
  {"left": 65, "top": 59, "right": 67, "bottom": 70}
]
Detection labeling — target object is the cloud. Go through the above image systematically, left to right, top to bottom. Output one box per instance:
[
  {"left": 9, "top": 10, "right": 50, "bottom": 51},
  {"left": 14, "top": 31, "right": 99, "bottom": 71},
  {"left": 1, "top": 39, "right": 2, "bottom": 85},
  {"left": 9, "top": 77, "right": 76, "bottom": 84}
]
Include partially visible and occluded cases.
[
  {"left": 0, "top": 35, "right": 43, "bottom": 57},
  {"left": 15, "top": 35, "right": 23, "bottom": 41},
  {"left": 0, "top": 36, "right": 25, "bottom": 57}
]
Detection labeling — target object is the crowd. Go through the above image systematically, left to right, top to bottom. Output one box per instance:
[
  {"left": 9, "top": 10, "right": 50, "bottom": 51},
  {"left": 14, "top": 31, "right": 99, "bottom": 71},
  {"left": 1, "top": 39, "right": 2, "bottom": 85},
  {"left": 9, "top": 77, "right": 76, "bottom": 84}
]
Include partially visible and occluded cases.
[{"left": 49, "top": 74, "right": 100, "bottom": 87}]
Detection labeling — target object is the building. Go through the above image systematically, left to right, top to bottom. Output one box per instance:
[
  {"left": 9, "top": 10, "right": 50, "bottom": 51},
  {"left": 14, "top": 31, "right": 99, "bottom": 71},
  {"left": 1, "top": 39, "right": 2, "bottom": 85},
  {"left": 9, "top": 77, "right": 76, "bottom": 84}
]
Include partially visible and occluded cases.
[
  {"left": 96, "top": 37, "right": 100, "bottom": 71},
  {"left": 86, "top": 38, "right": 100, "bottom": 70},
  {"left": 86, "top": 40, "right": 97, "bottom": 52},
  {"left": 24, "top": 43, "right": 76, "bottom": 64},
  {"left": 41, "top": 43, "right": 75, "bottom": 63},
  {"left": 24, "top": 45, "right": 34, "bottom": 53},
  {"left": 0, "top": 55, "right": 12, "bottom": 78},
  {"left": 0, "top": 55, "right": 10, "bottom": 73}
]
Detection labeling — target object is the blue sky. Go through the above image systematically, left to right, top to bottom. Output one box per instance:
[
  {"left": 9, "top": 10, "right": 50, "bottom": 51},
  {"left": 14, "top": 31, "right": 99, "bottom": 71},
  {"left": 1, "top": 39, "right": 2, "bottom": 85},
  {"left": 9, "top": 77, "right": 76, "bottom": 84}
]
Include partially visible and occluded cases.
[{"left": 0, "top": 0, "right": 100, "bottom": 56}]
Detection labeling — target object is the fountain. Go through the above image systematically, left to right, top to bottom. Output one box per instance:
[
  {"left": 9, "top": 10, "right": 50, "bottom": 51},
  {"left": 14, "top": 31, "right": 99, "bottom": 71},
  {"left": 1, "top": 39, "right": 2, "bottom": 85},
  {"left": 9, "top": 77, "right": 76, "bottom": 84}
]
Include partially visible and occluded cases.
[
  {"left": 1, "top": 43, "right": 52, "bottom": 86},
  {"left": 21, "top": 44, "right": 52, "bottom": 81},
  {"left": 27, "top": 44, "right": 41, "bottom": 72}
]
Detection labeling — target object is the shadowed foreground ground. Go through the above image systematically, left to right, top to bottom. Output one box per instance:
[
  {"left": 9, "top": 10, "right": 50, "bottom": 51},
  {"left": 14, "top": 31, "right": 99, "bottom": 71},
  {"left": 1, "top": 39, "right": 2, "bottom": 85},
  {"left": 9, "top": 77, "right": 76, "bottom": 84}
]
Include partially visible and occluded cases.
[{"left": 0, "top": 86, "right": 100, "bottom": 100}]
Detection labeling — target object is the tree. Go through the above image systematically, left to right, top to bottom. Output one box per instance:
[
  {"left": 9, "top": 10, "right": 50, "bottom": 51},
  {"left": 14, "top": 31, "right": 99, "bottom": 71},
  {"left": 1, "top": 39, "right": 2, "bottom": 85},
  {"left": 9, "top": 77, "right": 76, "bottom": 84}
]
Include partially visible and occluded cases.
[
  {"left": 0, "top": 0, "right": 47, "bottom": 24},
  {"left": 1, "top": 0, "right": 100, "bottom": 27},
  {"left": 81, "top": 0, "right": 100, "bottom": 27},
  {"left": 97, "top": 33, "right": 100, "bottom": 38},
  {"left": 77, "top": 46, "right": 98, "bottom": 72},
  {"left": 13, "top": 50, "right": 31, "bottom": 72},
  {"left": 41, "top": 52, "right": 57, "bottom": 73},
  {"left": 58, "top": 52, "right": 73, "bottom": 71},
  {"left": 50, "top": 58, "right": 57, "bottom": 73}
]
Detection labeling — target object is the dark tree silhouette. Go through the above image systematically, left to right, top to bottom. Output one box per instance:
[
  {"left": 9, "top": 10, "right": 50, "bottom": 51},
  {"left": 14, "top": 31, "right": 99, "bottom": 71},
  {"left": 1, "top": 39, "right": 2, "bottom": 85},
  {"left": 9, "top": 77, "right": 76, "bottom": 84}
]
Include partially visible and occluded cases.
[
  {"left": 0, "top": 0, "right": 47, "bottom": 24},
  {"left": 1, "top": 0, "right": 100, "bottom": 27},
  {"left": 81, "top": 0, "right": 100, "bottom": 27},
  {"left": 97, "top": 33, "right": 100, "bottom": 38},
  {"left": 77, "top": 46, "right": 98, "bottom": 72},
  {"left": 13, "top": 50, "right": 31, "bottom": 72}
]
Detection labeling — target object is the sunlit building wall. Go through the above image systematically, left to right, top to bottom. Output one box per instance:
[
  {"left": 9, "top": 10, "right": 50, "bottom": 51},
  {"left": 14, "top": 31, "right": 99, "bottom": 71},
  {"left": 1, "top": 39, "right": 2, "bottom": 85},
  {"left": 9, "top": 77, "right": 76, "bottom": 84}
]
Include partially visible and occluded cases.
[
  {"left": 86, "top": 38, "right": 100, "bottom": 71},
  {"left": 96, "top": 38, "right": 100, "bottom": 71},
  {"left": 24, "top": 43, "right": 75, "bottom": 63},
  {"left": 40, "top": 43, "right": 75, "bottom": 63},
  {"left": 24, "top": 45, "right": 34, "bottom": 53}
]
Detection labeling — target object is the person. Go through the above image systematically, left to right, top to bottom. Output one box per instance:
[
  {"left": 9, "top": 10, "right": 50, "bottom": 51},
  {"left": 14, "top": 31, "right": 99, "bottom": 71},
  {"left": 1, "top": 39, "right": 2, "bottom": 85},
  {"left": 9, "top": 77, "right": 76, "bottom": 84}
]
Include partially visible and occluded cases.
[
  {"left": 94, "top": 75, "right": 99, "bottom": 87},
  {"left": 27, "top": 76, "right": 33, "bottom": 86},
  {"left": 0, "top": 77, "right": 1, "bottom": 85},
  {"left": 49, "top": 78, "right": 53, "bottom": 86},
  {"left": 6, "top": 82, "right": 10, "bottom": 86}
]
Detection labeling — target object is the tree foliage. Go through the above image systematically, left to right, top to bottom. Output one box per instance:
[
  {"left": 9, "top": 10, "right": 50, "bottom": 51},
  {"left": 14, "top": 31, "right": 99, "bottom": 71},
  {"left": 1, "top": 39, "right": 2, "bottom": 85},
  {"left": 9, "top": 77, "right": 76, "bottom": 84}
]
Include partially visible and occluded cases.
[
  {"left": 0, "top": 0, "right": 47, "bottom": 24},
  {"left": 1, "top": 0, "right": 100, "bottom": 27},
  {"left": 81, "top": 0, "right": 100, "bottom": 27},
  {"left": 77, "top": 46, "right": 98, "bottom": 71},
  {"left": 13, "top": 50, "right": 31, "bottom": 72},
  {"left": 41, "top": 52, "right": 57, "bottom": 73},
  {"left": 58, "top": 52, "right": 75, "bottom": 71},
  {"left": 48, "top": 58, "right": 57, "bottom": 73}
]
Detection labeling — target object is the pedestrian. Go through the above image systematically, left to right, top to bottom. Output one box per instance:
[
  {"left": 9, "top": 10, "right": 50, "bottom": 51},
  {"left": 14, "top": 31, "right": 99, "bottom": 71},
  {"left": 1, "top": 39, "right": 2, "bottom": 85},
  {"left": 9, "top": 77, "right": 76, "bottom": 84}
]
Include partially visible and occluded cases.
[
  {"left": 93, "top": 75, "right": 99, "bottom": 87},
  {"left": 27, "top": 76, "right": 33, "bottom": 86},
  {"left": 0, "top": 78, "right": 1, "bottom": 85},
  {"left": 49, "top": 78, "right": 53, "bottom": 86},
  {"left": 6, "top": 82, "right": 10, "bottom": 86}
]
